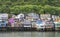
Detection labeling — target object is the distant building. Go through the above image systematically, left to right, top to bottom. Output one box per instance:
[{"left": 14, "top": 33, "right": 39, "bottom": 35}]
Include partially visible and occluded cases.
[
  {"left": 0, "top": 13, "right": 8, "bottom": 20},
  {"left": 0, "top": 13, "right": 8, "bottom": 27},
  {"left": 17, "top": 13, "right": 24, "bottom": 19},
  {"left": 28, "top": 13, "right": 39, "bottom": 19},
  {"left": 40, "top": 14, "right": 51, "bottom": 19},
  {"left": 23, "top": 19, "right": 32, "bottom": 27}
]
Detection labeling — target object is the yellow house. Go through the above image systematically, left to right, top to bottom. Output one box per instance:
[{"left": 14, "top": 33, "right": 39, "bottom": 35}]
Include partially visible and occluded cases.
[{"left": 55, "top": 17, "right": 60, "bottom": 22}]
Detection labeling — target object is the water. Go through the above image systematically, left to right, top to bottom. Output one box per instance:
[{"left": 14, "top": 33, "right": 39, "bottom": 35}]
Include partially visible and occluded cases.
[{"left": 0, "top": 32, "right": 60, "bottom": 37}]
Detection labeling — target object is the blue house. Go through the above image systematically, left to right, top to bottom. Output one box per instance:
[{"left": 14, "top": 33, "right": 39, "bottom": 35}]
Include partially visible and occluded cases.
[{"left": 0, "top": 20, "right": 7, "bottom": 27}]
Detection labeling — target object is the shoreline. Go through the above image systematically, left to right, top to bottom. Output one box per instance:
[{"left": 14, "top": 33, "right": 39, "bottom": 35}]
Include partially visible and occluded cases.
[{"left": 0, "top": 27, "right": 59, "bottom": 32}]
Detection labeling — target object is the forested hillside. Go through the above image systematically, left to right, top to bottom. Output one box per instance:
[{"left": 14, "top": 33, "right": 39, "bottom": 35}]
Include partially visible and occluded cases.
[{"left": 0, "top": 0, "right": 60, "bottom": 15}]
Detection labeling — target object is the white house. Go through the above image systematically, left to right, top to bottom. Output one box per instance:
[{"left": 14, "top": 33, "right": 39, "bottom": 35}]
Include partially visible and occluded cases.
[
  {"left": 0, "top": 13, "right": 8, "bottom": 20},
  {"left": 17, "top": 13, "right": 24, "bottom": 19}
]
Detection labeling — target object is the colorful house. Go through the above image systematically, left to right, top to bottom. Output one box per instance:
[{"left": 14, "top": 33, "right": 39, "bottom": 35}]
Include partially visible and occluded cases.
[
  {"left": 0, "top": 13, "right": 8, "bottom": 27},
  {"left": 54, "top": 17, "right": 60, "bottom": 30}
]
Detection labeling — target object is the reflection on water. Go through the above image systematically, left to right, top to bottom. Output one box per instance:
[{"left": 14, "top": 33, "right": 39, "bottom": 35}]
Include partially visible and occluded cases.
[{"left": 0, "top": 32, "right": 60, "bottom": 37}]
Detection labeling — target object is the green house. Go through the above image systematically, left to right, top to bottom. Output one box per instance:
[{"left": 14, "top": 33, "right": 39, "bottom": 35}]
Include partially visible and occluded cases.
[{"left": 55, "top": 22, "right": 60, "bottom": 30}]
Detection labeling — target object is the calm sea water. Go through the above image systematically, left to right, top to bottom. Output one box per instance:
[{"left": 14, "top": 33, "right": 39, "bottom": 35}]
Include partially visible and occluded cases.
[{"left": 0, "top": 32, "right": 60, "bottom": 37}]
